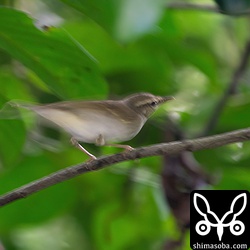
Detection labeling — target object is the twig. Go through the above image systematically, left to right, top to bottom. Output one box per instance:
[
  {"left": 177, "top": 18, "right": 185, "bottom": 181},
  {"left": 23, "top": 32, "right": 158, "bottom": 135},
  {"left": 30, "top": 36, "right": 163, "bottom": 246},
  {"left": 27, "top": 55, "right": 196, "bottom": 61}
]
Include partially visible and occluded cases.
[
  {"left": 167, "top": 2, "right": 219, "bottom": 13},
  {"left": 167, "top": 2, "right": 250, "bottom": 15},
  {"left": 202, "top": 39, "right": 250, "bottom": 136},
  {"left": 0, "top": 127, "right": 250, "bottom": 207}
]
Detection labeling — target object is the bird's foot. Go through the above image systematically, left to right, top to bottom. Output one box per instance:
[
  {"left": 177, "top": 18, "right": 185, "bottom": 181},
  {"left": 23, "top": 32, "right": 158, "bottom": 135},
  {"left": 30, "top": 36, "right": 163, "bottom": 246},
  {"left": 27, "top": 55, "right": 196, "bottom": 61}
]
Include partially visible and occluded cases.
[
  {"left": 71, "top": 137, "right": 97, "bottom": 161},
  {"left": 106, "top": 143, "right": 134, "bottom": 153}
]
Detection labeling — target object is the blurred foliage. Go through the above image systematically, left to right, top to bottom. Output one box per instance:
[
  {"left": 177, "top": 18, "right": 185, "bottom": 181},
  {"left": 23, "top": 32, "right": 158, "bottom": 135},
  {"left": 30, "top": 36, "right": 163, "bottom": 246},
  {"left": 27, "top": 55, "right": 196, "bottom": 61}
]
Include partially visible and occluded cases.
[{"left": 0, "top": 0, "right": 250, "bottom": 249}]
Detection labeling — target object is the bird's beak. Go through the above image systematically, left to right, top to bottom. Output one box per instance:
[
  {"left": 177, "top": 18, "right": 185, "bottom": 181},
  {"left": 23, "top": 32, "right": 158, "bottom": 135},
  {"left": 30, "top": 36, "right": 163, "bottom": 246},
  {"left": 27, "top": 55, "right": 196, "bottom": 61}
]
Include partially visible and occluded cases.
[{"left": 161, "top": 96, "right": 175, "bottom": 103}]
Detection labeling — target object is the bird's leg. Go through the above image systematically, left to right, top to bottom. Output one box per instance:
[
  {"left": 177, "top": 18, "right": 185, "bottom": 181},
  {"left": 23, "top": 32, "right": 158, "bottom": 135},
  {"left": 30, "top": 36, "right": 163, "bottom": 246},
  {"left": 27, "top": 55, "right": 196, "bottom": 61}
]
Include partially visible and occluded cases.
[
  {"left": 96, "top": 134, "right": 134, "bottom": 152},
  {"left": 96, "top": 134, "right": 105, "bottom": 146},
  {"left": 70, "top": 137, "right": 97, "bottom": 160}
]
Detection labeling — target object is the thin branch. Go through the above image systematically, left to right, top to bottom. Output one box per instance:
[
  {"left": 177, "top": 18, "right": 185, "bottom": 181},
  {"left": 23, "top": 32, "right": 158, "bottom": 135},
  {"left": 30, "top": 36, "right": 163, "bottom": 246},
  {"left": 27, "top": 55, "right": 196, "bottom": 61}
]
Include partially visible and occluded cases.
[
  {"left": 166, "top": 2, "right": 250, "bottom": 15},
  {"left": 167, "top": 2, "right": 219, "bottom": 13},
  {"left": 202, "top": 39, "right": 250, "bottom": 136},
  {"left": 0, "top": 128, "right": 250, "bottom": 207}
]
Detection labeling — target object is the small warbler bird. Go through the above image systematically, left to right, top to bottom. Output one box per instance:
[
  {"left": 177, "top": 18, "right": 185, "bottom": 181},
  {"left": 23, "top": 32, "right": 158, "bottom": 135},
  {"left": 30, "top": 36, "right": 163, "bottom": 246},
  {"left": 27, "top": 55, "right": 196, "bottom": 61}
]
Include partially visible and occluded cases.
[{"left": 17, "top": 93, "right": 174, "bottom": 159}]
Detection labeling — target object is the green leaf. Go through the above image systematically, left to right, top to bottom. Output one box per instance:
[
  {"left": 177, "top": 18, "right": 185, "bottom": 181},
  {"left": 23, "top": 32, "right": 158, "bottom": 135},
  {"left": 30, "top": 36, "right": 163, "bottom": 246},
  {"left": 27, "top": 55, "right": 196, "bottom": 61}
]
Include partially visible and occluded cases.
[
  {"left": 60, "top": 0, "right": 166, "bottom": 42},
  {"left": 60, "top": 0, "right": 116, "bottom": 34},
  {"left": 0, "top": 7, "right": 108, "bottom": 99},
  {"left": 62, "top": 21, "right": 174, "bottom": 95},
  {"left": 0, "top": 69, "right": 35, "bottom": 101},
  {"left": 218, "top": 96, "right": 250, "bottom": 130},
  {"left": 0, "top": 155, "right": 77, "bottom": 231}
]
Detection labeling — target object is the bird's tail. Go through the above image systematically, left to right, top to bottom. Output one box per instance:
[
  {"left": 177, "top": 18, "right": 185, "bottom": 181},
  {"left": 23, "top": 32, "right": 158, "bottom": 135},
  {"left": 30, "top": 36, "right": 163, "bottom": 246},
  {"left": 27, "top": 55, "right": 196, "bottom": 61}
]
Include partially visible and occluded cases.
[{"left": 0, "top": 100, "right": 37, "bottom": 119}]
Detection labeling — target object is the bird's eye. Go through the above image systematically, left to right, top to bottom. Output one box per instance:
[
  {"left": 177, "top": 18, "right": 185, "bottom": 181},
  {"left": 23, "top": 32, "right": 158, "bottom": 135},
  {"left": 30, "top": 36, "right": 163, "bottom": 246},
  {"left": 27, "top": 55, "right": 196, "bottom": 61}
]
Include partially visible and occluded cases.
[{"left": 150, "top": 101, "right": 157, "bottom": 107}]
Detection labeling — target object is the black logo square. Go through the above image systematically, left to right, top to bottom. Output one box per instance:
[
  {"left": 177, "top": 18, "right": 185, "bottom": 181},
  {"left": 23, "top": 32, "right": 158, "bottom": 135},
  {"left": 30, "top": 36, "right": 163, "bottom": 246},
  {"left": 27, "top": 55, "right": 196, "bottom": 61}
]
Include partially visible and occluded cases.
[{"left": 190, "top": 190, "right": 250, "bottom": 250}]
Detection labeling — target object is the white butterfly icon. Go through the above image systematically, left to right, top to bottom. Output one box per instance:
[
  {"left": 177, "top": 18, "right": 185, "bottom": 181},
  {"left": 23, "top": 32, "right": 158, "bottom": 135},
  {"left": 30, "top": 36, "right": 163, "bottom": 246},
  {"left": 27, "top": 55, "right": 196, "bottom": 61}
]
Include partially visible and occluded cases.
[{"left": 193, "top": 193, "right": 247, "bottom": 241}]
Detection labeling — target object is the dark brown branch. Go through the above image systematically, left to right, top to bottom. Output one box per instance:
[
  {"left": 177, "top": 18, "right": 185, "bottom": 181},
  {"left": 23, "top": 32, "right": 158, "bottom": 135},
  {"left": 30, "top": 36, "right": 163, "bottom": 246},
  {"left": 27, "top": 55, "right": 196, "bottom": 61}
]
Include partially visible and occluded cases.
[
  {"left": 202, "top": 39, "right": 250, "bottom": 136},
  {"left": 1, "top": 127, "right": 250, "bottom": 207}
]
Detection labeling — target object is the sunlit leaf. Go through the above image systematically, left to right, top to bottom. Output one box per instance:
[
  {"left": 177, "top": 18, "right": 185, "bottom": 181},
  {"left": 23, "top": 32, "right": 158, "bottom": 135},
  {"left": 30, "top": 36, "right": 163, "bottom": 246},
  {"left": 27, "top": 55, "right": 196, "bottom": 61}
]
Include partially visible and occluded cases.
[{"left": 61, "top": 0, "right": 166, "bottom": 42}]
